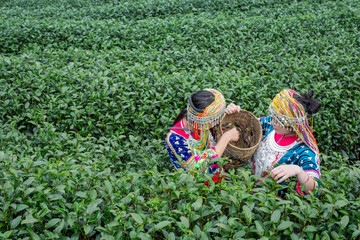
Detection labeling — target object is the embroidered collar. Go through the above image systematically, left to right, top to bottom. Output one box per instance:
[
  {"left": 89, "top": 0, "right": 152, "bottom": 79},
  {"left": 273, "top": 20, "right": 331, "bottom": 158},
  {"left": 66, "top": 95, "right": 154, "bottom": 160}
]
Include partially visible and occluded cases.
[{"left": 267, "top": 131, "right": 301, "bottom": 152}]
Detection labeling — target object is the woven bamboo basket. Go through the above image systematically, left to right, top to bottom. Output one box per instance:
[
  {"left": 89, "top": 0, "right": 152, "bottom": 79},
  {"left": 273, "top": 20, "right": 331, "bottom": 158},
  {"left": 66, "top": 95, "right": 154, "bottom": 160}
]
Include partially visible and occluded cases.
[{"left": 217, "top": 110, "right": 262, "bottom": 170}]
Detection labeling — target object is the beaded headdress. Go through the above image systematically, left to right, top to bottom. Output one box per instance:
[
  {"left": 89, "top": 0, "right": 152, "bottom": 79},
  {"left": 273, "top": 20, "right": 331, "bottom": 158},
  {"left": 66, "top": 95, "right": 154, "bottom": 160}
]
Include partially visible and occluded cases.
[
  {"left": 187, "top": 89, "right": 226, "bottom": 150},
  {"left": 269, "top": 89, "right": 319, "bottom": 153}
]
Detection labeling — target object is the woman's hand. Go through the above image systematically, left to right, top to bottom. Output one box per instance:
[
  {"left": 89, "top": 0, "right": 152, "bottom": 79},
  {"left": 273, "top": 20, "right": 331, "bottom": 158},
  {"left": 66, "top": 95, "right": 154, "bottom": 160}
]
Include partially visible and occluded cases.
[
  {"left": 225, "top": 103, "right": 241, "bottom": 114},
  {"left": 214, "top": 128, "right": 240, "bottom": 157},
  {"left": 223, "top": 128, "right": 240, "bottom": 142},
  {"left": 270, "top": 165, "right": 301, "bottom": 183},
  {"left": 270, "top": 165, "right": 317, "bottom": 194}
]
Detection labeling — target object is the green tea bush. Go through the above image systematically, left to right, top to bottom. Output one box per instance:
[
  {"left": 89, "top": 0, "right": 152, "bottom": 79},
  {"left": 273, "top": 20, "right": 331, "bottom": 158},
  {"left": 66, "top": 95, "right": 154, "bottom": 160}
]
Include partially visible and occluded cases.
[
  {"left": 0, "top": 0, "right": 359, "bottom": 238},
  {"left": 1, "top": 0, "right": 359, "bottom": 161},
  {"left": 0, "top": 151, "right": 359, "bottom": 239}
]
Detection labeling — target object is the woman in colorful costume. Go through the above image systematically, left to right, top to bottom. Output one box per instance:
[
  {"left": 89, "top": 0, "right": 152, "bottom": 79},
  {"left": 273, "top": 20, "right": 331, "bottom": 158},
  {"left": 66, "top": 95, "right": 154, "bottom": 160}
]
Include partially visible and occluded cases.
[
  {"left": 165, "top": 89, "right": 240, "bottom": 181},
  {"left": 252, "top": 89, "right": 321, "bottom": 196}
]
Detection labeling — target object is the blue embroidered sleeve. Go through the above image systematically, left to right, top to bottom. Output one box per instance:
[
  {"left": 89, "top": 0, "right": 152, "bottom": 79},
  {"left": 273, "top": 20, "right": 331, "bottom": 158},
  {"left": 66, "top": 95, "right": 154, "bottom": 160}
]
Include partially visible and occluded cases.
[
  {"left": 259, "top": 116, "right": 274, "bottom": 139},
  {"left": 165, "top": 132, "right": 192, "bottom": 170},
  {"left": 293, "top": 145, "right": 321, "bottom": 195},
  {"left": 295, "top": 147, "right": 321, "bottom": 179}
]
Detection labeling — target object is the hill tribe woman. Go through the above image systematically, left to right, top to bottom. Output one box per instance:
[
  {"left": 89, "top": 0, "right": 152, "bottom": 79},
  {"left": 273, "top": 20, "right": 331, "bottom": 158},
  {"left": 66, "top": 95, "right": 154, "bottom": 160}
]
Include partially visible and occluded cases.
[
  {"left": 165, "top": 89, "right": 240, "bottom": 182},
  {"left": 227, "top": 89, "right": 321, "bottom": 196},
  {"left": 254, "top": 89, "right": 321, "bottom": 196}
]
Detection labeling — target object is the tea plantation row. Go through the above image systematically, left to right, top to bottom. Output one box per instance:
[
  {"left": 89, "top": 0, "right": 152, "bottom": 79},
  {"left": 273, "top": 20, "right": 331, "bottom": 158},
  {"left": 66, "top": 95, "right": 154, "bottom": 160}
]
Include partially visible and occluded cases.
[
  {"left": 0, "top": 0, "right": 359, "bottom": 239},
  {"left": 1, "top": 0, "right": 359, "bottom": 161},
  {"left": 0, "top": 153, "right": 359, "bottom": 239}
]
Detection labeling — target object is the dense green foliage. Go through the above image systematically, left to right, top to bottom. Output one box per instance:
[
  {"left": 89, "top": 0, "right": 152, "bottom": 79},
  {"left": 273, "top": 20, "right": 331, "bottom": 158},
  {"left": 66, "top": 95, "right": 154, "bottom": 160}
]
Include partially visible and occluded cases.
[{"left": 0, "top": 0, "right": 359, "bottom": 239}]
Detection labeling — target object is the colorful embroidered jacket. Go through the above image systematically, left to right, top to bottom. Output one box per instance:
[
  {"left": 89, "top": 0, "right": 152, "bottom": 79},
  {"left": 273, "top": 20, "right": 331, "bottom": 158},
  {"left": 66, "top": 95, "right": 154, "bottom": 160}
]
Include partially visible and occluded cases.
[
  {"left": 252, "top": 116, "right": 321, "bottom": 196},
  {"left": 165, "top": 119, "right": 220, "bottom": 175}
]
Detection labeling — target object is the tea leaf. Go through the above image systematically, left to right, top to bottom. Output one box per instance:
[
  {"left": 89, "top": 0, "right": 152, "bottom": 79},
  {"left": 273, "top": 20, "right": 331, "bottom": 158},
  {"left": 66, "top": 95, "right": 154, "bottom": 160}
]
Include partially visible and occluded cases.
[
  {"left": 104, "top": 180, "right": 113, "bottom": 194},
  {"left": 192, "top": 198, "right": 203, "bottom": 210},
  {"left": 335, "top": 200, "right": 348, "bottom": 208},
  {"left": 86, "top": 201, "right": 100, "bottom": 215},
  {"left": 243, "top": 205, "right": 252, "bottom": 224},
  {"left": 271, "top": 209, "right": 281, "bottom": 222},
  {"left": 131, "top": 213, "right": 143, "bottom": 225},
  {"left": 339, "top": 215, "right": 349, "bottom": 228},
  {"left": 10, "top": 216, "right": 21, "bottom": 229},
  {"left": 22, "top": 216, "right": 39, "bottom": 224},
  {"left": 180, "top": 216, "right": 189, "bottom": 228},
  {"left": 45, "top": 218, "right": 61, "bottom": 229},
  {"left": 255, "top": 220, "right": 264, "bottom": 235},
  {"left": 155, "top": 221, "right": 171, "bottom": 231},
  {"left": 277, "top": 221, "right": 293, "bottom": 231},
  {"left": 215, "top": 223, "right": 230, "bottom": 231},
  {"left": 84, "top": 225, "right": 92, "bottom": 235},
  {"left": 305, "top": 225, "right": 317, "bottom": 232},
  {"left": 28, "top": 230, "right": 40, "bottom": 240},
  {"left": 352, "top": 230, "right": 360, "bottom": 239},
  {"left": 168, "top": 232, "right": 176, "bottom": 240},
  {"left": 101, "top": 235, "right": 115, "bottom": 240}
]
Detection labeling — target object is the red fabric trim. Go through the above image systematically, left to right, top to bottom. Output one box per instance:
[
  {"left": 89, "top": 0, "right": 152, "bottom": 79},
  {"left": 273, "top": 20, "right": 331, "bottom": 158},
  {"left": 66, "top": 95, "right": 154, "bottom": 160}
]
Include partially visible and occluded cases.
[
  {"left": 171, "top": 119, "right": 189, "bottom": 139},
  {"left": 274, "top": 132, "right": 298, "bottom": 146}
]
